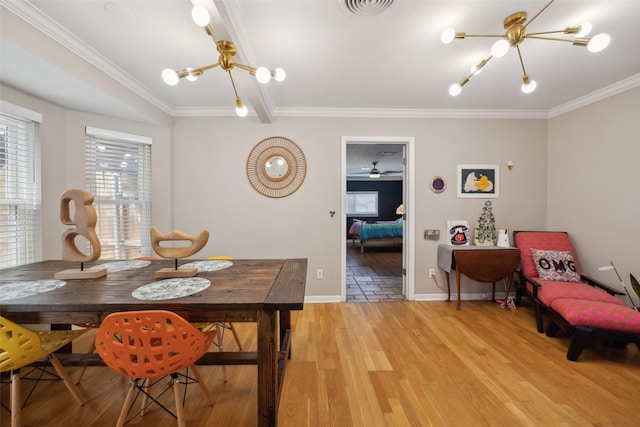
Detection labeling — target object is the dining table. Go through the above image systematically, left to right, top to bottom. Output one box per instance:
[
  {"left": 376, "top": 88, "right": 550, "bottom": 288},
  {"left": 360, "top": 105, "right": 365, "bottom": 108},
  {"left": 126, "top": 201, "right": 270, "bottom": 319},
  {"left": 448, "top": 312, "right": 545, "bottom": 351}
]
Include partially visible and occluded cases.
[{"left": 0, "top": 258, "right": 307, "bottom": 427}]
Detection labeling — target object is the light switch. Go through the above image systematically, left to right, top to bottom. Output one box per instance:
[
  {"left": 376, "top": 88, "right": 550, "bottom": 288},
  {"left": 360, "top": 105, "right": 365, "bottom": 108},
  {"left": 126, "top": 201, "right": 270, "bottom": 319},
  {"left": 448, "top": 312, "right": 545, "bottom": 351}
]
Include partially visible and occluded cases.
[{"left": 424, "top": 229, "right": 440, "bottom": 241}]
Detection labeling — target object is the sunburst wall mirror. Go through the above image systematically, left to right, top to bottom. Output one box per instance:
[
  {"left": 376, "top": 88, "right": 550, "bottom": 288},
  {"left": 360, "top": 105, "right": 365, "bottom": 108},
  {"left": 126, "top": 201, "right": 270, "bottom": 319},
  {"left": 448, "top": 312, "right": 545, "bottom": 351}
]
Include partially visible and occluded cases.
[{"left": 247, "top": 136, "right": 307, "bottom": 198}]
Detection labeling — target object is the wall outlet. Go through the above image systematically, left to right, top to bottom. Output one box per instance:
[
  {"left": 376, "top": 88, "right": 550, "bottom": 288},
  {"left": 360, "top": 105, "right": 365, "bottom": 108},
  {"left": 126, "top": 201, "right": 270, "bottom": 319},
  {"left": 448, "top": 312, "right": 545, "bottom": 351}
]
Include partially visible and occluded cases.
[
  {"left": 429, "top": 268, "right": 436, "bottom": 277},
  {"left": 316, "top": 269, "right": 323, "bottom": 279}
]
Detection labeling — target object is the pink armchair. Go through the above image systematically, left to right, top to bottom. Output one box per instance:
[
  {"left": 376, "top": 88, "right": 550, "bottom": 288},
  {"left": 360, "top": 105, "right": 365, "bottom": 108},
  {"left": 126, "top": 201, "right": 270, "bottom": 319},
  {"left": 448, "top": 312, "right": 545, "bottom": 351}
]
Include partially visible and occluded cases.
[{"left": 514, "top": 231, "right": 640, "bottom": 361}]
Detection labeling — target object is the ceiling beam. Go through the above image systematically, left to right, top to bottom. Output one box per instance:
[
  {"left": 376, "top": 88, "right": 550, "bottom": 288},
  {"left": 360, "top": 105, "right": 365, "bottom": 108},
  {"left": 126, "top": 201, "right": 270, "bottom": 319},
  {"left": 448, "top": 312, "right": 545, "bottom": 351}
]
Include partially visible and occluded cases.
[{"left": 210, "top": 0, "right": 274, "bottom": 123}]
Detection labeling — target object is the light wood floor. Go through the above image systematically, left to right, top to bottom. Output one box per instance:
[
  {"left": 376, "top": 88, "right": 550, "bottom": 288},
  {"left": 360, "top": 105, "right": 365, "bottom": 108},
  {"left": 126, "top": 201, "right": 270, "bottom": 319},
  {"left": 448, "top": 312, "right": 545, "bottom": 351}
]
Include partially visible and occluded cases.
[{"left": 2, "top": 301, "right": 639, "bottom": 426}]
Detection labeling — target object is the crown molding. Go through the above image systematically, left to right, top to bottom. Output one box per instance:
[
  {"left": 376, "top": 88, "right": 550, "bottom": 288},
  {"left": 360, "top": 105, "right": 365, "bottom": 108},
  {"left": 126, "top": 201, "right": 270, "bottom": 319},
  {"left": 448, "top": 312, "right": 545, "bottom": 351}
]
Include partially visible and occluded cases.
[
  {"left": 2, "top": 0, "right": 174, "bottom": 116},
  {"left": 3, "top": 0, "right": 637, "bottom": 122},
  {"left": 548, "top": 73, "right": 640, "bottom": 118},
  {"left": 273, "top": 107, "right": 549, "bottom": 120}
]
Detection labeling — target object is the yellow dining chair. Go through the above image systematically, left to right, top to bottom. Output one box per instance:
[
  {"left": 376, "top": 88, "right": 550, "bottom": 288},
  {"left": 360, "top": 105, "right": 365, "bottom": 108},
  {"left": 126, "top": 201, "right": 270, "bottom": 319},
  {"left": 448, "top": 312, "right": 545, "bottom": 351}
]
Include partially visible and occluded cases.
[
  {"left": 205, "top": 255, "right": 242, "bottom": 351},
  {"left": 94, "top": 310, "right": 217, "bottom": 427},
  {"left": 0, "top": 316, "right": 88, "bottom": 427}
]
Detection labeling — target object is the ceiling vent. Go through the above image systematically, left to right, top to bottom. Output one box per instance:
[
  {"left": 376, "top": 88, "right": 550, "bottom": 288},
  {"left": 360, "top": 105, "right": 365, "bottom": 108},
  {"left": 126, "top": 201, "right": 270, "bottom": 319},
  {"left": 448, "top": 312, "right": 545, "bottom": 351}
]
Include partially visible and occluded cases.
[{"left": 344, "top": 0, "right": 394, "bottom": 16}]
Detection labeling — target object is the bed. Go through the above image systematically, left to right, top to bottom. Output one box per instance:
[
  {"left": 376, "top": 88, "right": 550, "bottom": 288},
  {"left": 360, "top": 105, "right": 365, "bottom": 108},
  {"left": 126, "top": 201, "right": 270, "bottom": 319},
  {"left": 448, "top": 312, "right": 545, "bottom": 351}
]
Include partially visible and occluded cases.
[{"left": 349, "top": 219, "right": 403, "bottom": 253}]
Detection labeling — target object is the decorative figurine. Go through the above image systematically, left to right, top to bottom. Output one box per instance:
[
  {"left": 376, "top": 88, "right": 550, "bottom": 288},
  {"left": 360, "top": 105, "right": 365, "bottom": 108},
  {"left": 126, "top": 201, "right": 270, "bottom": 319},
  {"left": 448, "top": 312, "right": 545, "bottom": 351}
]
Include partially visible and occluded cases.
[
  {"left": 54, "top": 189, "right": 107, "bottom": 279},
  {"left": 151, "top": 226, "right": 209, "bottom": 279}
]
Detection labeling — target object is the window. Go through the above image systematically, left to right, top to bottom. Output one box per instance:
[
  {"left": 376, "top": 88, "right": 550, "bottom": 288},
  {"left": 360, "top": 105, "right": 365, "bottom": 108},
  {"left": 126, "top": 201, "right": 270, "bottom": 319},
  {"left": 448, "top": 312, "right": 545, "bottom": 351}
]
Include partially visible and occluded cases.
[
  {"left": 0, "top": 106, "right": 42, "bottom": 268},
  {"left": 85, "top": 127, "right": 152, "bottom": 259},
  {"left": 346, "top": 191, "right": 378, "bottom": 216}
]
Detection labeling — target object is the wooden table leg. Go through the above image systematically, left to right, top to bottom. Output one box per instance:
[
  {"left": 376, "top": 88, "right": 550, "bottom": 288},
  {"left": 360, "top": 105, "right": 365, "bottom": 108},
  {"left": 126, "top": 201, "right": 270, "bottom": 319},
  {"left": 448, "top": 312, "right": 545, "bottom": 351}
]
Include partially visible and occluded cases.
[
  {"left": 455, "top": 268, "right": 462, "bottom": 310},
  {"left": 445, "top": 270, "right": 451, "bottom": 302},
  {"left": 503, "top": 273, "right": 514, "bottom": 308},
  {"left": 258, "top": 310, "right": 278, "bottom": 427},
  {"left": 280, "top": 310, "right": 291, "bottom": 359}
]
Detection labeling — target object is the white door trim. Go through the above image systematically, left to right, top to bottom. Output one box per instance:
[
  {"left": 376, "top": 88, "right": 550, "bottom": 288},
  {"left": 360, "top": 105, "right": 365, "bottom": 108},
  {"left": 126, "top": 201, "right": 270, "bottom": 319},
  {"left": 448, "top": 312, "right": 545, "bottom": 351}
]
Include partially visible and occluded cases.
[{"left": 341, "top": 136, "right": 415, "bottom": 301}]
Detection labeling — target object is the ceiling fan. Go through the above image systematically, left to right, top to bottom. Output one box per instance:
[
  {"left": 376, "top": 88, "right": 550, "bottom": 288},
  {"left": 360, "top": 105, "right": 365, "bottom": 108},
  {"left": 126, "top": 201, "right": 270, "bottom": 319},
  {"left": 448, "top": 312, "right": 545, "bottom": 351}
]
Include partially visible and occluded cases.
[{"left": 354, "top": 161, "right": 403, "bottom": 178}]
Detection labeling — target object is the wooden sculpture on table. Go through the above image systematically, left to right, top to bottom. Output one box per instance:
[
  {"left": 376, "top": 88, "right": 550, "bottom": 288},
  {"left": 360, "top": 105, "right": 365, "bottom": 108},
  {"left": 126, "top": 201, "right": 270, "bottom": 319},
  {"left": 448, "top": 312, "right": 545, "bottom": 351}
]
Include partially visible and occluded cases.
[
  {"left": 54, "top": 189, "right": 107, "bottom": 279},
  {"left": 151, "top": 226, "right": 209, "bottom": 279}
]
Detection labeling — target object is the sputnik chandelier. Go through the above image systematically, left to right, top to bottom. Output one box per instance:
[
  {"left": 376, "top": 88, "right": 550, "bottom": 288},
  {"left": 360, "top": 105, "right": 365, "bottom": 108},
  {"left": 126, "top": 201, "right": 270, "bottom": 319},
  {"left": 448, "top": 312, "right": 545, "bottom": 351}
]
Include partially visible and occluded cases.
[
  {"left": 441, "top": 0, "right": 610, "bottom": 96},
  {"left": 162, "top": 5, "right": 285, "bottom": 117}
]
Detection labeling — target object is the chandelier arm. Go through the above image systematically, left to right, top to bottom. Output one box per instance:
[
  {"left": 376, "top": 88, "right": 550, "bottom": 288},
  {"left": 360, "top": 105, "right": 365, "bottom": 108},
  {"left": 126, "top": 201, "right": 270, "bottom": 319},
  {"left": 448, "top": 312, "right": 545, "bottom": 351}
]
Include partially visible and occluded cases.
[
  {"left": 524, "top": 0, "right": 555, "bottom": 29},
  {"left": 527, "top": 30, "right": 577, "bottom": 36},
  {"left": 457, "top": 34, "right": 505, "bottom": 39},
  {"left": 525, "top": 35, "right": 579, "bottom": 43},
  {"left": 516, "top": 46, "right": 529, "bottom": 78},
  {"left": 460, "top": 54, "right": 494, "bottom": 86},
  {"left": 178, "top": 63, "right": 220, "bottom": 77},
  {"left": 234, "top": 63, "right": 258, "bottom": 75},
  {"left": 228, "top": 71, "right": 241, "bottom": 99}
]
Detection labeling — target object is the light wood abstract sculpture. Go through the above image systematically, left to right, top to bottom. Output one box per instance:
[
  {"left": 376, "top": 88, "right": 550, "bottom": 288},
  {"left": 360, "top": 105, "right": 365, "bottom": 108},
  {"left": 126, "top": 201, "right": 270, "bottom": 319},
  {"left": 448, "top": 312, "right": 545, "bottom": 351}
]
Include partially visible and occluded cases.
[
  {"left": 54, "top": 189, "right": 107, "bottom": 279},
  {"left": 151, "top": 226, "right": 209, "bottom": 279}
]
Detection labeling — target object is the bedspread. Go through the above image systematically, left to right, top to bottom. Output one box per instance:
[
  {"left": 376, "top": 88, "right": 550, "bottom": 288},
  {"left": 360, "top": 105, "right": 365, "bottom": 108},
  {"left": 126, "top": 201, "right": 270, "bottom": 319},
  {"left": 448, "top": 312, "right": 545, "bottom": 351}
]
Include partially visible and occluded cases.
[{"left": 359, "top": 223, "right": 403, "bottom": 241}]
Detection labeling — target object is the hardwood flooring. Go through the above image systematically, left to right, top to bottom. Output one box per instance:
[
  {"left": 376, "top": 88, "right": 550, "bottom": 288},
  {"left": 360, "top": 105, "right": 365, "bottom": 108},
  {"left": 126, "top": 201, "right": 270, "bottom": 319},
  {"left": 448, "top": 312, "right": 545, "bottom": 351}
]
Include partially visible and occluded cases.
[
  {"left": 346, "top": 241, "right": 403, "bottom": 302},
  {"left": 3, "top": 301, "right": 639, "bottom": 426}
]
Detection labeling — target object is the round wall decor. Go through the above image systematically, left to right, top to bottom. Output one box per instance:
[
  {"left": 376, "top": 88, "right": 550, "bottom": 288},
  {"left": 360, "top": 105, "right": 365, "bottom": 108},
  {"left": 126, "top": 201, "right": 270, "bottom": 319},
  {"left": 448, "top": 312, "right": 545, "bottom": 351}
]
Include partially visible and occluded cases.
[
  {"left": 247, "top": 136, "right": 306, "bottom": 198},
  {"left": 430, "top": 176, "right": 446, "bottom": 193}
]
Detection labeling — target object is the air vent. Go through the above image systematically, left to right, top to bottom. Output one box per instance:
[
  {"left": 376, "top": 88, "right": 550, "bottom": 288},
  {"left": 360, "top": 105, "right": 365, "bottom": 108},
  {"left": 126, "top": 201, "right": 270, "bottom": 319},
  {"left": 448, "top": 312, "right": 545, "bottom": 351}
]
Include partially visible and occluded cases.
[{"left": 344, "top": 0, "right": 394, "bottom": 16}]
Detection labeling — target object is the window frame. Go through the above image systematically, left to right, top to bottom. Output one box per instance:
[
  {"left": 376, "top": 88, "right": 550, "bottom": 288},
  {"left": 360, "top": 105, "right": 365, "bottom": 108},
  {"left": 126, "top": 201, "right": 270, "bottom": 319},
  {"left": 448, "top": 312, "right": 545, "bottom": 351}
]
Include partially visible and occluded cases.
[
  {"left": 0, "top": 103, "right": 42, "bottom": 268},
  {"left": 85, "top": 126, "right": 152, "bottom": 260}
]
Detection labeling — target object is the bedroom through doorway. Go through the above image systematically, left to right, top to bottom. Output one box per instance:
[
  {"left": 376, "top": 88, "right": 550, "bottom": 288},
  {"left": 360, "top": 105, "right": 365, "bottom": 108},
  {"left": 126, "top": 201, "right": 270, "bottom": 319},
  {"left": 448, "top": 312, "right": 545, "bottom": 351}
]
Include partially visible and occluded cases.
[{"left": 342, "top": 138, "right": 414, "bottom": 302}]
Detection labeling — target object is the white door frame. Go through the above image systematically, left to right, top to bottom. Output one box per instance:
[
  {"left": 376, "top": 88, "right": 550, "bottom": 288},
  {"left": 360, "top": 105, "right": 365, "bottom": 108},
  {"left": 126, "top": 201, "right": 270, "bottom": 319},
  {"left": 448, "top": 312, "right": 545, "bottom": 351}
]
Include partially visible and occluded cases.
[{"left": 341, "top": 136, "right": 415, "bottom": 301}]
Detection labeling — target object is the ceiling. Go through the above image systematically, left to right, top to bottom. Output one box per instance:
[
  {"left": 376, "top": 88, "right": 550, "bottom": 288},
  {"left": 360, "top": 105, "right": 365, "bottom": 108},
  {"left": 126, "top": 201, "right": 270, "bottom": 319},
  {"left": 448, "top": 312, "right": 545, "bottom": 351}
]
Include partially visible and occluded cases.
[{"left": 1, "top": 0, "right": 639, "bottom": 177}]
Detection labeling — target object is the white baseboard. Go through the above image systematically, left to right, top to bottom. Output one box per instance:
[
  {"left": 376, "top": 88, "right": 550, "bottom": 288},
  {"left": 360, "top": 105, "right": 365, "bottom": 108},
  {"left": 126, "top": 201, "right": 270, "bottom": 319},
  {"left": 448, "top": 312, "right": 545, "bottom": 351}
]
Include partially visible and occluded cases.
[{"left": 304, "top": 292, "right": 508, "bottom": 303}]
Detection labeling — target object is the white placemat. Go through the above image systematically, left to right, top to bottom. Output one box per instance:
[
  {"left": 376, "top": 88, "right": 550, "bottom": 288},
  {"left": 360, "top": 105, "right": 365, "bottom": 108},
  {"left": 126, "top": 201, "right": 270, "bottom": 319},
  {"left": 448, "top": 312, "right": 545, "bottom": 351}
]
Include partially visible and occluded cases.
[
  {"left": 89, "top": 260, "right": 151, "bottom": 272},
  {"left": 179, "top": 260, "right": 233, "bottom": 272},
  {"left": 132, "top": 277, "right": 211, "bottom": 301},
  {"left": 0, "top": 280, "right": 67, "bottom": 301}
]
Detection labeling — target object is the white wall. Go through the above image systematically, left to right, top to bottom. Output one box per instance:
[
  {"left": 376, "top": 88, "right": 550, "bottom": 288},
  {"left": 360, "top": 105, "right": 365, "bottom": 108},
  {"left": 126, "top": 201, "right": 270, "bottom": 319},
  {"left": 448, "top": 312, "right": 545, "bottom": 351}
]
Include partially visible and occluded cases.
[
  {"left": 547, "top": 86, "right": 640, "bottom": 304},
  {"left": 172, "top": 116, "right": 548, "bottom": 298}
]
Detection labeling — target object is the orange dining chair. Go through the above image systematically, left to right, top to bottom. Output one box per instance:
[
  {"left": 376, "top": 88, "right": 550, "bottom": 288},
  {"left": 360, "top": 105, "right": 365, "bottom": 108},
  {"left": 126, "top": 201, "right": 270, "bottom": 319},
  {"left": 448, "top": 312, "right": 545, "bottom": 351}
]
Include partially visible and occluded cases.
[
  {"left": 75, "top": 256, "right": 161, "bottom": 384},
  {"left": 94, "top": 310, "right": 217, "bottom": 427},
  {"left": 0, "top": 316, "right": 88, "bottom": 427}
]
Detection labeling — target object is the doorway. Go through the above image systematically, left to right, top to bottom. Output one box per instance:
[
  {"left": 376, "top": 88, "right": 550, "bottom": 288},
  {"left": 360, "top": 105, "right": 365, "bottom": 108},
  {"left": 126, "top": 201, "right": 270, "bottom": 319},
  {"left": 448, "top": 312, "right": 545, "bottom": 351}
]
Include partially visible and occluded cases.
[{"left": 341, "top": 136, "right": 415, "bottom": 302}]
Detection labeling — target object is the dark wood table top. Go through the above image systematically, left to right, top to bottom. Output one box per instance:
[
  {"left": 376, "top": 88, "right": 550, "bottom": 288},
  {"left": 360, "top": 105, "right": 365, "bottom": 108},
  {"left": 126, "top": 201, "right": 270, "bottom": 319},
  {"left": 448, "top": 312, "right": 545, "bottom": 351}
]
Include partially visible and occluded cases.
[{"left": 0, "top": 258, "right": 307, "bottom": 324}]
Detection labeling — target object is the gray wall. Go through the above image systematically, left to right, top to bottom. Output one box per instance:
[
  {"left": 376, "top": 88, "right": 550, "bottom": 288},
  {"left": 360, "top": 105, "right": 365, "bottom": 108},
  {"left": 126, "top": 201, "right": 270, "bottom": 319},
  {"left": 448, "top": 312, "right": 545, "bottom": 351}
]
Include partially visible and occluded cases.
[
  {"left": 2, "top": 79, "right": 638, "bottom": 303},
  {"left": 547, "top": 86, "right": 640, "bottom": 304},
  {"left": 170, "top": 116, "right": 547, "bottom": 298}
]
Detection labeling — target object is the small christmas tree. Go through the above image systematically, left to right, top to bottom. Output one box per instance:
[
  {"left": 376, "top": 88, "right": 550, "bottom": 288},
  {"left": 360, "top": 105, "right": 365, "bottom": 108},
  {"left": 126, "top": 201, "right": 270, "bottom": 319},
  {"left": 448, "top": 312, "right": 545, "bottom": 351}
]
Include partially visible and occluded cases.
[{"left": 474, "top": 200, "right": 496, "bottom": 246}]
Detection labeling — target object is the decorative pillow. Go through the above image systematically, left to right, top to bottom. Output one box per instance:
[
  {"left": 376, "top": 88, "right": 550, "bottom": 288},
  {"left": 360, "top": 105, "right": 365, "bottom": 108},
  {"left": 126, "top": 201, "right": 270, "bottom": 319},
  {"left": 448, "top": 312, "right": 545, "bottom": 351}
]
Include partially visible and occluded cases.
[{"left": 530, "top": 248, "right": 580, "bottom": 282}]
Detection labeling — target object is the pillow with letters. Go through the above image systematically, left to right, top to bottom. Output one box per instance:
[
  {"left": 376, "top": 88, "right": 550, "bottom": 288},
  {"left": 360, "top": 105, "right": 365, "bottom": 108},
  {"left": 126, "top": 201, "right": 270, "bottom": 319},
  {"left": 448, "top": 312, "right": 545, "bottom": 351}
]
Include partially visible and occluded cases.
[{"left": 530, "top": 248, "right": 580, "bottom": 282}]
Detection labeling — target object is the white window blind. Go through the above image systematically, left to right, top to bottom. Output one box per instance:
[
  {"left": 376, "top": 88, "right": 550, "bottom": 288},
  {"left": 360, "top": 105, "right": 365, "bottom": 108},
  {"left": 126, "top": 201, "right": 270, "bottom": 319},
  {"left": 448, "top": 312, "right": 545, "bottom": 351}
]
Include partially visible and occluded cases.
[
  {"left": 0, "top": 110, "right": 42, "bottom": 268},
  {"left": 85, "top": 127, "right": 152, "bottom": 259},
  {"left": 346, "top": 191, "right": 378, "bottom": 216}
]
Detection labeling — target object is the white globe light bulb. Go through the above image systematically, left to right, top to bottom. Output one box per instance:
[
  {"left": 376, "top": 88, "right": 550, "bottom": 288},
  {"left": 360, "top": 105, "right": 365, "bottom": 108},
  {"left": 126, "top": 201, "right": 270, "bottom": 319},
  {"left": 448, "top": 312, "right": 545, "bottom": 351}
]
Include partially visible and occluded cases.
[
  {"left": 191, "top": 5, "right": 210, "bottom": 27},
  {"left": 576, "top": 22, "right": 592, "bottom": 37},
  {"left": 441, "top": 28, "right": 456, "bottom": 44},
  {"left": 587, "top": 33, "right": 610, "bottom": 53},
  {"left": 491, "top": 40, "right": 510, "bottom": 58},
  {"left": 470, "top": 62, "right": 483, "bottom": 75},
  {"left": 255, "top": 67, "right": 271, "bottom": 84},
  {"left": 185, "top": 68, "right": 198, "bottom": 82},
  {"left": 274, "top": 68, "right": 286, "bottom": 82},
  {"left": 162, "top": 69, "right": 179, "bottom": 85},
  {"left": 521, "top": 79, "right": 537, "bottom": 94},
  {"left": 449, "top": 83, "right": 462, "bottom": 96},
  {"left": 236, "top": 104, "right": 249, "bottom": 117}
]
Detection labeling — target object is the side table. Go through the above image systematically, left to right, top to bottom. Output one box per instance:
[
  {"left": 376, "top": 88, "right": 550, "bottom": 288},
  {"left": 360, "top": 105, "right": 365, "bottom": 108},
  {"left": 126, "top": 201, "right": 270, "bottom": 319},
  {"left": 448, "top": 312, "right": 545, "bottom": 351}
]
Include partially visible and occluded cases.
[{"left": 437, "top": 244, "right": 521, "bottom": 310}]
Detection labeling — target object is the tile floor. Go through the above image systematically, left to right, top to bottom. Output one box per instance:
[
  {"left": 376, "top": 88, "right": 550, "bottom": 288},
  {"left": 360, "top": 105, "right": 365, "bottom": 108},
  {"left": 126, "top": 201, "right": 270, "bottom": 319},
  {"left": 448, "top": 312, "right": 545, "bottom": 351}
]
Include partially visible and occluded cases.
[{"left": 346, "top": 265, "right": 404, "bottom": 302}]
